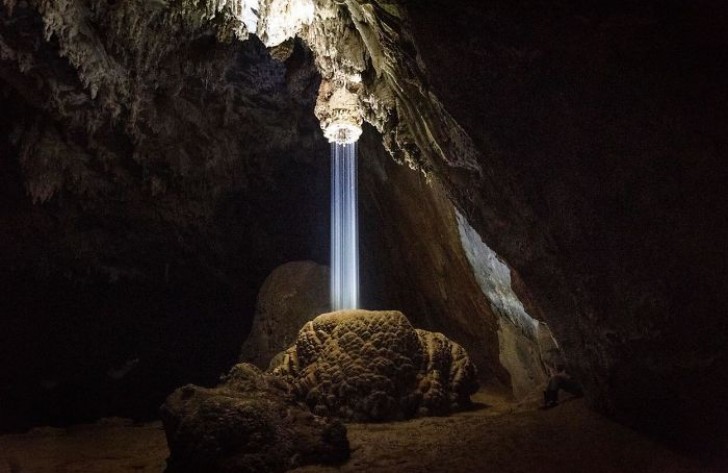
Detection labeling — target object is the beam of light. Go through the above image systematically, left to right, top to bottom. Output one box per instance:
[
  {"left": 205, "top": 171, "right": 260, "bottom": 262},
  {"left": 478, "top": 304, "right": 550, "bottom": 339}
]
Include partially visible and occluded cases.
[{"left": 331, "top": 141, "right": 359, "bottom": 310}]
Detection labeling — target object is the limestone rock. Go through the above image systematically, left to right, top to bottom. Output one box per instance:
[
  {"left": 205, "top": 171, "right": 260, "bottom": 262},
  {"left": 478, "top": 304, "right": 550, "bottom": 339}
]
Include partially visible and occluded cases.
[
  {"left": 456, "top": 208, "right": 556, "bottom": 398},
  {"left": 240, "top": 261, "right": 330, "bottom": 370},
  {"left": 270, "top": 310, "right": 478, "bottom": 421},
  {"left": 496, "top": 318, "right": 548, "bottom": 399},
  {"left": 160, "top": 363, "right": 349, "bottom": 473}
]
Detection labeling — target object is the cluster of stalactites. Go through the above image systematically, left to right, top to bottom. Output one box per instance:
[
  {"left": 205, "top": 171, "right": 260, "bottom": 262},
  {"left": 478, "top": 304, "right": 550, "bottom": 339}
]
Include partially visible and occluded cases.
[
  {"left": 187, "top": 0, "right": 317, "bottom": 46},
  {"left": 202, "top": 0, "right": 366, "bottom": 144},
  {"left": 223, "top": 0, "right": 366, "bottom": 144},
  {"left": 301, "top": 0, "right": 367, "bottom": 144},
  {"left": 316, "top": 72, "right": 363, "bottom": 144}
]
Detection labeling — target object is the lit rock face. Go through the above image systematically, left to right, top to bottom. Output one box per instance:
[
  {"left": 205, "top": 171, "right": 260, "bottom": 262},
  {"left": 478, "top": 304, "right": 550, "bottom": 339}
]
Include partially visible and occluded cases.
[
  {"left": 258, "top": 0, "right": 315, "bottom": 47},
  {"left": 298, "top": 0, "right": 481, "bottom": 170},
  {"left": 304, "top": 2, "right": 366, "bottom": 143},
  {"left": 315, "top": 74, "right": 363, "bottom": 143},
  {"left": 456, "top": 208, "right": 560, "bottom": 398},
  {"left": 240, "top": 261, "right": 330, "bottom": 370},
  {"left": 270, "top": 310, "right": 478, "bottom": 420},
  {"left": 160, "top": 363, "right": 349, "bottom": 473}
]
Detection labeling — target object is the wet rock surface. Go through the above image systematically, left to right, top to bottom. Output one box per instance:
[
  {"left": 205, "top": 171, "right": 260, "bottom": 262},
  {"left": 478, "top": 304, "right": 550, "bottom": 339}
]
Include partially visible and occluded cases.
[
  {"left": 271, "top": 310, "right": 478, "bottom": 421},
  {"left": 160, "top": 363, "right": 349, "bottom": 473}
]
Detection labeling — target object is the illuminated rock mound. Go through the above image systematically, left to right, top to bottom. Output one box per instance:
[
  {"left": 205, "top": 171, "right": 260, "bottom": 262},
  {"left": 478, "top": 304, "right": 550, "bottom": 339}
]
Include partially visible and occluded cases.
[
  {"left": 161, "top": 310, "right": 477, "bottom": 472},
  {"left": 270, "top": 310, "right": 479, "bottom": 421},
  {"left": 160, "top": 364, "right": 349, "bottom": 473}
]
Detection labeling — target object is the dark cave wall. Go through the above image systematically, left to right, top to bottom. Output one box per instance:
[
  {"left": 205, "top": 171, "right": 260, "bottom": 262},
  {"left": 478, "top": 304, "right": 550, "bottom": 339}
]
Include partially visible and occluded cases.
[
  {"left": 407, "top": 0, "right": 728, "bottom": 454},
  {"left": 0, "top": 5, "right": 332, "bottom": 429}
]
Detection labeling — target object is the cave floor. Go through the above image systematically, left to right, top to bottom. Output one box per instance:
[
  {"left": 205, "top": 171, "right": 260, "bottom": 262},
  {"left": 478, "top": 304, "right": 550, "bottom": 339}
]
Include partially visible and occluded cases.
[{"left": 0, "top": 389, "right": 708, "bottom": 473}]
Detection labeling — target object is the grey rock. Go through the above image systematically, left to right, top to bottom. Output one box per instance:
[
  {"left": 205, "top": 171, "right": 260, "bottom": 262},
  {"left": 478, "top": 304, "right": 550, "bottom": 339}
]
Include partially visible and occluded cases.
[{"left": 240, "top": 261, "right": 330, "bottom": 370}]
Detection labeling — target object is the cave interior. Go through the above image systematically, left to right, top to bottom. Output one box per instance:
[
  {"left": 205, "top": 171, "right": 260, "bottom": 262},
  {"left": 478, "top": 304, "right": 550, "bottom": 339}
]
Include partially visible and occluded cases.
[{"left": 1, "top": 0, "right": 727, "bottom": 471}]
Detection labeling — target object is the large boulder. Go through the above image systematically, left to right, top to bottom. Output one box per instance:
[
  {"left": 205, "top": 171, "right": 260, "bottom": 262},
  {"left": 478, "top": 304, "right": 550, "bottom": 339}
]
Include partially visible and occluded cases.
[
  {"left": 240, "top": 261, "right": 330, "bottom": 369},
  {"left": 270, "top": 310, "right": 478, "bottom": 421},
  {"left": 160, "top": 364, "right": 349, "bottom": 473}
]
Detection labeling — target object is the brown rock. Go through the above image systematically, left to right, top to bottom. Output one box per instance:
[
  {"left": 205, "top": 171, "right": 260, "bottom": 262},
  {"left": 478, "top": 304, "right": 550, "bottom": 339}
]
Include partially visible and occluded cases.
[
  {"left": 240, "top": 261, "right": 330, "bottom": 370},
  {"left": 270, "top": 310, "right": 478, "bottom": 421},
  {"left": 160, "top": 363, "right": 349, "bottom": 473}
]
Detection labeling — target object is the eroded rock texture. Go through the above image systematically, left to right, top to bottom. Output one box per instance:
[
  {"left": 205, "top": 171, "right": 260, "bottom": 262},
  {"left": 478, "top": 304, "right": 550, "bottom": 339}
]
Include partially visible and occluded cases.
[
  {"left": 240, "top": 261, "right": 330, "bottom": 369},
  {"left": 271, "top": 310, "right": 478, "bottom": 421},
  {"left": 161, "top": 363, "right": 349, "bottom": 473}
]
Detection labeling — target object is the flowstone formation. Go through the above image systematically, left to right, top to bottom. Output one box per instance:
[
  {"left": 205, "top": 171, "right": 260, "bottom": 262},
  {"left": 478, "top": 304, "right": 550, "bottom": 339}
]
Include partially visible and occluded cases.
[
  {"left": 162, "top": 310, "right": 477, "bottom": 471},
  {"left": 271, "top": 310, "right": 478, "bottom": 420},
  {"left": 161, "top": 363, "right": 349, "bottom": 473}
]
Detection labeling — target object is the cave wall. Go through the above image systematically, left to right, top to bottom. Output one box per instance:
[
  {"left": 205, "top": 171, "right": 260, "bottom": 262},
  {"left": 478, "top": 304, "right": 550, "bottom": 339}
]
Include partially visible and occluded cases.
[
  {"left": 2, "top": 0, "right": 553, "bottom": 433},
  {"left": 404, "top": 0, "right": 728, "bottom": 456},
  {"left": 0, "top": 4, "right": 331, "bottom": 429},
  {"left": 359, "top": 126, "right": 562, "bottom": 397},
  {"left": 357, "top": 127, "right": 508, "bottom": 386}
]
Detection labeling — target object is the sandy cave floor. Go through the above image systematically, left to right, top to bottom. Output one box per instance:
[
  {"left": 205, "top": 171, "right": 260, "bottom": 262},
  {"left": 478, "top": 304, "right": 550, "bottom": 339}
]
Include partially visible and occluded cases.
[{"left": 0, "top": 389, "right": 714, "bottom": 473}]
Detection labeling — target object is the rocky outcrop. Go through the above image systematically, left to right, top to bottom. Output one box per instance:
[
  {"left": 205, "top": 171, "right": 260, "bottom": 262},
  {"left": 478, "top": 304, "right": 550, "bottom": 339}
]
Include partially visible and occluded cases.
[
  {"left": 456, "top": 207, "right": 561, "bottom": 398},
  {"left": 240, "top": 261, "right": 330, "bottom": 370},
  {"left": 271, "top": 310, "right": 478, "bottom": 421},
  {"left": 162, "top": 311, "right": 477, "bottom": 470},
  {"left": 415, "top": 329, "right": 481, "bottom": 415},
  {"left": 160, "top": 363, "right": 349, "bottom": 473}
]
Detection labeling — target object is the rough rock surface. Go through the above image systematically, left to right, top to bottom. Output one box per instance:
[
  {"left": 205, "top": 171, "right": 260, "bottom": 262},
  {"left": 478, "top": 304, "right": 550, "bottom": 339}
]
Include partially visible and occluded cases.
[
  {"left": 240, "top": 261, "right": 330, "bottom": 370},
  {"left": 271, "top": 310, "right": 478, "bottom": 421},
  {"left": 160, "top": 363, "right": 349, "bottom": 473}
]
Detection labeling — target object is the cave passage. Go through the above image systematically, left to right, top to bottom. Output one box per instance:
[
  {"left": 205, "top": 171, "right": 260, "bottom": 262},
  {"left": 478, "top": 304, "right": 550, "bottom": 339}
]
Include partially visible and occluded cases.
[{"left": 330, "top": 141, "right": 359, "bottom": 310}]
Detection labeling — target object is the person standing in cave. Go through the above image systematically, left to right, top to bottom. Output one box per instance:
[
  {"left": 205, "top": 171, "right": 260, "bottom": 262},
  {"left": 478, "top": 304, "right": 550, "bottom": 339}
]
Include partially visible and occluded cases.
[{"left": 543, "top": 364, "right": 583, "bottom": 408}]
